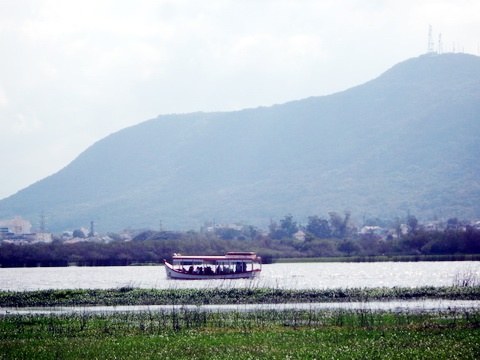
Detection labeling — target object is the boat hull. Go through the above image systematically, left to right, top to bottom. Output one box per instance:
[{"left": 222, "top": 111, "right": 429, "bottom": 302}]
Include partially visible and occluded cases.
[{"left": 164, "top": 261, "right": 260, "bottom": 280}]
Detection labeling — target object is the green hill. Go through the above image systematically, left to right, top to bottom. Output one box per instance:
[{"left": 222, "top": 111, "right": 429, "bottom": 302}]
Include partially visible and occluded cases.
[{"left": 1, "top": 53, "right": 479, "bottom": 232}]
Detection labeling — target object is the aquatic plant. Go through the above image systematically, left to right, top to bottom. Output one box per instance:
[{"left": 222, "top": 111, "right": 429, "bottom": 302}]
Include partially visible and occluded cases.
[
  {"left": 452, "top": 265, "right": 480, "bottom": 287},
  {"left": 1, "top": 285, "right": 480, "bottom": 308},
  {"left": 1, "top": 308, "right": 480, "bottom": 358}
]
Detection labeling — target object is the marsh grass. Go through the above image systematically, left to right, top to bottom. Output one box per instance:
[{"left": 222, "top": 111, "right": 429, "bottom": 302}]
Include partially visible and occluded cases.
[
  {"left": 453, "top": 265, "right": 480, "bottom": 287},
  {"left": 1, "top": 285, "right": 480, "bottom": 308},
  {"left": 2, "top": 285, "right": 479, "bottom": 358},
  {"left": 1, "top": 308, "right": 480, "bottom": 359}
]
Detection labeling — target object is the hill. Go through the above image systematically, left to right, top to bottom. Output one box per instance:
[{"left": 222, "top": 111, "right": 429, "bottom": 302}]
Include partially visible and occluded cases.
[{"left": 1, "top": 53, "right": 479, "bottom": 232}]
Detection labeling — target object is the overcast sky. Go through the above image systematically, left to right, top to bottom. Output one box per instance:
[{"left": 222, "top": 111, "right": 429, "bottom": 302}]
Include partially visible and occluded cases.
[{"left": 1, "top": 0, "right": 479, "bottom": 200}]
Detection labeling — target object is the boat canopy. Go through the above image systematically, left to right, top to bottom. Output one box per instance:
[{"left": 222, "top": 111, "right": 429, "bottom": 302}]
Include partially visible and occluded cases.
[{"left": 171, "top": 252, "right": 260, "bottom": 262}]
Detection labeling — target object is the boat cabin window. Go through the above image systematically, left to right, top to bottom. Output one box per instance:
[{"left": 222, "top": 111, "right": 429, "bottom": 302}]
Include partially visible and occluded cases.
[
  {"left": 173, "top": 260, "right": 203, "bottom": 266},
  {"left": 216, "top": 260, "right": 251, "bottom": 273}
]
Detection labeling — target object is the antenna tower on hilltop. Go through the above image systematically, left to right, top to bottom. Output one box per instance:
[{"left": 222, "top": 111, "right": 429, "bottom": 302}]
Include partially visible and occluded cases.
[
  {"left": 427, "top": 25, "right": 435, "bottom": 53},
  {"left": 438, "top": 33, "right": 443, "bottom": 54}
]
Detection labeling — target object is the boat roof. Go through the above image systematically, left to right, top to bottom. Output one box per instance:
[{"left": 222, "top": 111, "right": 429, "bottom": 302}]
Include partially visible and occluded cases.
[{"left": 172, "top": 252, "right": 259, "bottom": 261}]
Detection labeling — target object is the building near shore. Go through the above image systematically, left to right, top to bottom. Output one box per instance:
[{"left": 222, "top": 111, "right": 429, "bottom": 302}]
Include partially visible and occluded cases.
[
  {"left": 0, "top": 216, "right": 31, "bottom": 235},
  {"left": 0, "top": 216, "right": 52, "bottom": 243}
]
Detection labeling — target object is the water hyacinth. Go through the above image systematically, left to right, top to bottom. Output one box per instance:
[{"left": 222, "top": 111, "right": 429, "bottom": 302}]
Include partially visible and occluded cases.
[{"left": 1, "top": 285, "right": 480, "bottom": 308}]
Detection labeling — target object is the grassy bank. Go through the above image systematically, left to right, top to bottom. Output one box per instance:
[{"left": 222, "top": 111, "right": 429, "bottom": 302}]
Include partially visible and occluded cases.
[
  {"left": 1, "top": 286, "right": 480, "bottom": 308},
  {"left": 1, "top": 308, "right": 480, "bottom": 359}
]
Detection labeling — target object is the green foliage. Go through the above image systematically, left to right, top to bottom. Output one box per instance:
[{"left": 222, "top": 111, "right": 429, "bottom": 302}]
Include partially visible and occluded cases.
[
  {"left": 329, "top": 211, "right": 352, "bottom": 239},
  {"left": 268, "top": 214, "right": 299, "bottom": 239},
  {"left": 280, "top": 214, "right": 298, "bottom": 238},
  {"left": 406, "top": 214, "right": 419, "bottom": 234},
  {"left": 306, "top": 215, "right": 331, "bottom": 239},
  {"left": 2, "top": 224, "right": 480, "bottom": 267},
  {"left": 72, "top": 229, "right": 85, "bottom": 238},
  {"left": 337, "top": 240, "right": 360, "bottom": 255},
  {"left": 2, "top": 282, "right": 480, "bottom": 358},
  {"left": 1, "top": 286, "right": 480, "bottom": 308},
  {"left": 1, "top": 309, "right": 480, "bottom": 359}
]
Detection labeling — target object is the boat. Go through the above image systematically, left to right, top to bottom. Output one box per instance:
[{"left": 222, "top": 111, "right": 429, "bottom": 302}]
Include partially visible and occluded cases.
[{"left": 163, "top": 252, "right": 262, "bottom": 280}]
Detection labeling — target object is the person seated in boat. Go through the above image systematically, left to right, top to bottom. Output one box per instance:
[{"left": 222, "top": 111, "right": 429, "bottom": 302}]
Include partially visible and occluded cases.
[
  {"left": 236, "top": 262, "right": 242, "bottom": 273},
  {"left": 215, "top": 265, "right": 221, "bottom": 274},
  {"left": 188, "top": 266, "right": 194, "bottom": 274},
  {"left": 205, "top": 266, "right": 213, "bottom": 275}
]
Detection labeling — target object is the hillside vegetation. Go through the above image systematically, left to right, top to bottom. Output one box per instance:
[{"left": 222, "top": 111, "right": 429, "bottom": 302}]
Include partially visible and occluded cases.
[{"left": 1, "top": 53, "right": 479, "bottom": 231}]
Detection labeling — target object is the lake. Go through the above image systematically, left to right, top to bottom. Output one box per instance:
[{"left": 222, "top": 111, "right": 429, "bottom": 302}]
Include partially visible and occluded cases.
[{"left": 1, "top": 261, "right": 479, "bottom": 291}]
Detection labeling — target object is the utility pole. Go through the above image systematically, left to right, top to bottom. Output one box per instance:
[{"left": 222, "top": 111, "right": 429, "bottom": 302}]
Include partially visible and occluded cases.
[
  {"left": 38, "top": 210, "right": 47, "bottom": 233},
  {"left": 89, "top": 221, "right": 95, "bottom": 237}
]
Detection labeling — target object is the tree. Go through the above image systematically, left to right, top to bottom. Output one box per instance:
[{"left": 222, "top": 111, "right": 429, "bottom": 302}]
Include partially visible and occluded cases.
[
  {"left": 329, "top": 211, "right": 351, "bottom": 239},
  {"left": 268, "top": 214, "right": 299, "bottom": 239},
  {"left": 280, "top": 214, "right": 298, "bottom": 238},
  {"left": 306, "top": 215, "right": 331, "bottom": 239},
  {"left": 406, "top": 215, "right": 418, "bottom": 234},
  {"left": 394, "top": 217, "right": 403, "bottom": 238},
  {"left": 446, "top": 218, "right": 461, "bottom": 230},
  {"left": 268, "top": 219, "right": 283, "bottom": 240},
  {"left": 215, "top": 227, "right": 240, "bottom": 240},
  {"left": 72, "top": 229, "right": 85, "bottom": 238},
  {"left": 303, "top": 239, "right": 337, "bottom": 257},
  {"left": 337, "top": 240, "right": 360, "bottom": 256}
]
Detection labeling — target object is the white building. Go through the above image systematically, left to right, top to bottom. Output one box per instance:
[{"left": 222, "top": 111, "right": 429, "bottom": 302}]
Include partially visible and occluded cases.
[
  {"left": 0, "top": 216, "right": 32, "bottom": 235},
  {"left": 35, "top": 232, "right": 53, "bottom": 243}
]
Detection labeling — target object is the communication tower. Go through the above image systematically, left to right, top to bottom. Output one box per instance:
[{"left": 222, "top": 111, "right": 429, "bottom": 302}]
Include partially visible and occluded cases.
[
  {"left": 427, "top": 25, "right": 435, "bottom": 53},
  {"left": 438, "top": 33, "right": 443, "bottom": 54},
  {"left": 38, "top": 210, "right": 47, "bottom": 233},
  {"left": 89, "top": 221, "right": 95, "bottom": 237}
]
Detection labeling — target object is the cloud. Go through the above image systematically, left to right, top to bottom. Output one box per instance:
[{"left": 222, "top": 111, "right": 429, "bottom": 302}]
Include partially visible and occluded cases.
[
  {"left": 1, "top": 0, "right": 480, "bottom": 200},
  {"left": 0, "top": 86, "right": 7, "bottom": 108},
  {"left": 11, "top": 113, "right": 41, "bottom": 134}
]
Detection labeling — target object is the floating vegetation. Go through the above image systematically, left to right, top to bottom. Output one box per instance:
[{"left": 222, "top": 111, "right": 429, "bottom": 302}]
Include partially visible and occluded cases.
[{"left": 1, "top": 286, "right": 480, "bottom": 308}]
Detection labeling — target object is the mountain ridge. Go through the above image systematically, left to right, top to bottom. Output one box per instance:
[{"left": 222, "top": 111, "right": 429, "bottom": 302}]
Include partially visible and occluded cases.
[{"left": 1, "top": 53, "right": 479, "bottom": 232}]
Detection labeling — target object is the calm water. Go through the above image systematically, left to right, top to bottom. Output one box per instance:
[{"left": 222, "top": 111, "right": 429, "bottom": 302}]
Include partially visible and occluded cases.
[
  {"left": 1, "top": 261, "right": 479, "bottom": 291},
  {"left": 5, "top": 300, "right": 480, "bottom": 315}
]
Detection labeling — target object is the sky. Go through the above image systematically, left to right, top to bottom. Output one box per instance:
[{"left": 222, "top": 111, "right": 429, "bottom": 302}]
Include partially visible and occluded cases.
[{"left": 1, "top": 0, "right": 479, "bottom": 200}]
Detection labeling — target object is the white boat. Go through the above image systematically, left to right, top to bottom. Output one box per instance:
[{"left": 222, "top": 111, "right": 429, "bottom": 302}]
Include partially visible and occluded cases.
[{"left": 163, "top": 252, "right": 262, "bottom": 280}]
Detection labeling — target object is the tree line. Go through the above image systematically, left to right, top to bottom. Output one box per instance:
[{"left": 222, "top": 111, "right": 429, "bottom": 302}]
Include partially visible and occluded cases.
[{"left": 1, "top": 213, "right": 480, "bottom": 267}]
